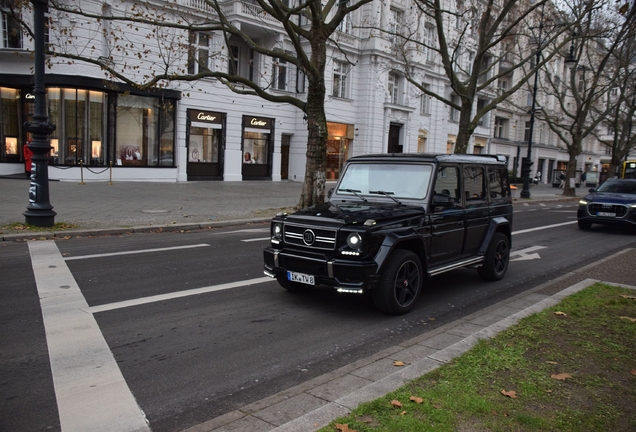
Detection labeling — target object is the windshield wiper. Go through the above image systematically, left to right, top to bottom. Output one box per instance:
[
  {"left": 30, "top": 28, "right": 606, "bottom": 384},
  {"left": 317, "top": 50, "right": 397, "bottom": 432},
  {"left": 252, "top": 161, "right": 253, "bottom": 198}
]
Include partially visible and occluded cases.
[
  {"left": 338, "top": 188, "right": 367, "bottom": 202},
  {"left": 369, "top": 190, "right": 402, "bottom": 205}
]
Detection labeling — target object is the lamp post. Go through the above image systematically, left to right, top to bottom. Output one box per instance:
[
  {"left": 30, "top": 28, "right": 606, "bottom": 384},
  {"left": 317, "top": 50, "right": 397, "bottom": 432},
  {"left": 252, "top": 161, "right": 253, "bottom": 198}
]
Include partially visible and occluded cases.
[
  {"left": 23, "top": 0, "right": 56, "bottom": 227},
  {"left": 520, "top": 43, "right": 543, "bottom": 198}
]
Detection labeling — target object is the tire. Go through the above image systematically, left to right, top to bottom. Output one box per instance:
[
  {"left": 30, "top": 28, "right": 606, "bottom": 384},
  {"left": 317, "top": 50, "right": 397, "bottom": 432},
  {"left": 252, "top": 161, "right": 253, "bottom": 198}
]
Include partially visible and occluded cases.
[
  {"left": 578, "top": 219, "right": 592, "bottom": 230},
  {"left": 478, "top": 232, "right": 510, "bottom": 281},
  {"left": 373, "top": 250, "right": 423, "bottom": 315},
  {"left": 277, "top": 276, "right": 311, "bottom": 293}
]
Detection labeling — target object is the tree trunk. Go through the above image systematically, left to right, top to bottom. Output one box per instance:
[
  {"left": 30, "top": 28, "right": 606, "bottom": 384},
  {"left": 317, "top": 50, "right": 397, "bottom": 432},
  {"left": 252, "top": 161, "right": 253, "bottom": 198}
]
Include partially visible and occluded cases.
[
  {"left": 297, "top": 35, "right": 328, "bottom": 209},
  {"left": 454, "top": 102, "right": 475, "bottom": 154},
  {"left": 563, "top": 151, "right": 578, "bottom": 197}
]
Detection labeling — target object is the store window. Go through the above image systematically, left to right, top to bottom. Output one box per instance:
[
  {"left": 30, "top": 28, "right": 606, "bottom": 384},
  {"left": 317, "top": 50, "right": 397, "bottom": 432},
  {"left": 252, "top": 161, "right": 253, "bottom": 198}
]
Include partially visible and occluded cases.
[
  {"left": 0, "top": 87, "right": 20, "bottom": 161},
  {"left": 45, "top": 88, "right": 107, "bottom": 166},
  {"left": 116, "top": 94, "right": 175, "bottom": 166},
  {"left": 242, "top": 116, "right": 273, "bottom": 179},
  {"left": 326, "top": 122, "right": 353, "bottom": 180}
]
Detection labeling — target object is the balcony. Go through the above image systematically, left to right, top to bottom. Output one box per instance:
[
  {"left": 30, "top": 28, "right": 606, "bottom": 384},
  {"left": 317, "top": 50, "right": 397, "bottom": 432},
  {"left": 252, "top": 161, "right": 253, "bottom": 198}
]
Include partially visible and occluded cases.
[{"left": 177, "top": 0, "right": 283, "bottom": 31}]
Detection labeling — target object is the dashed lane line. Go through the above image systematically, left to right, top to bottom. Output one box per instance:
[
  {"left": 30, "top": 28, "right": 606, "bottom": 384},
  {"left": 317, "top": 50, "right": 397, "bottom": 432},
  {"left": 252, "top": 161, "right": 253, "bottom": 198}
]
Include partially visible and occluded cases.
[{"left": 64, "top": 243, "right": 210, "bottom": 261}]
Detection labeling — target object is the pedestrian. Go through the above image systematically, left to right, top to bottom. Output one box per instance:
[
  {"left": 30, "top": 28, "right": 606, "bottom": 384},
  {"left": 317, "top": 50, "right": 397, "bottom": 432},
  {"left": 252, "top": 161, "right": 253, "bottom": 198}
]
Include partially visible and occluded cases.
[
  {"left": 23, "top": 140, "right": 33, "bottom": 178},
  {"left": 534, "top": 170, "right": 541, "bottom": 185},
  {"left": 581, "top": 171, "right": 587, "bottom": 184},
  {"left": 559, "top": 172, "right": 566, "bottom": 189}
]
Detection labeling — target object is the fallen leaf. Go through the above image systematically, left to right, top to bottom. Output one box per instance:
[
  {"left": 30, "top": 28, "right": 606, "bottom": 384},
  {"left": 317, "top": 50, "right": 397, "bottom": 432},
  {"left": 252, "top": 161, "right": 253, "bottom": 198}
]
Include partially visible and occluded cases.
[
  {"left": 620, "top": 295, "right": 636, "bottom": 300},
  {"left": 554, "top": 311, "right": 567, "bottom": 316},
  {"left": 619, "top": 316, "right": 636, "bottom": 323},
  {"left": 428, "top": 317, "right": 436, "bottom": 321},
  {"left": 394, "top": 361, "right": 405, "bottom": 367},
  {"left": 546, "top": 361, "right": 558, "bottom": 365},
  {"left": 630, "top": 369, "right": 636, "bottom": 376},
  {"left": 551, "top": 373, "right": 572, "bottom": 381},
  {"left": 501, "top": 389, "right": 517, "bottom": 399},
  {"left": 546, "top": 389, "right": 552, "bottom": 393},
  {"left": 410, "top": 396, "right": 423, "bottom": 404},
  {"left": 391, "top": 400, "right": 403, "bottom": 408},
  {"left": 433, "top": 403, "right": 442, "bottom": 409},
  {"left": 400, "top": 410, "right": 407, "bottom": 415},
  {"left": 491, "top": 410, "right": 498, "bottom": 416},
  {"left": 335, "top": 424, "right": 358, "bottom": 432}
]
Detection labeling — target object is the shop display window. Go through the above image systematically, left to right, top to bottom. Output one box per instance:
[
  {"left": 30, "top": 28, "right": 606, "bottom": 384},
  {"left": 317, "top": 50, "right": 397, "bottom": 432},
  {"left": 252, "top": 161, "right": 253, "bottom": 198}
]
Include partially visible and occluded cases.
[{"left": 243, "top": 131, "right": 269, "bottom": 165}]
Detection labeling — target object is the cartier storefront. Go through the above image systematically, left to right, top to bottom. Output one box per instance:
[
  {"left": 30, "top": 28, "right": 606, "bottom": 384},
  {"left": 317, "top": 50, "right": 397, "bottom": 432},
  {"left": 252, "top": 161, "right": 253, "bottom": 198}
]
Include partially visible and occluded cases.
[{"left": 242, "top": 115, "right": 274, "bottom": 180}]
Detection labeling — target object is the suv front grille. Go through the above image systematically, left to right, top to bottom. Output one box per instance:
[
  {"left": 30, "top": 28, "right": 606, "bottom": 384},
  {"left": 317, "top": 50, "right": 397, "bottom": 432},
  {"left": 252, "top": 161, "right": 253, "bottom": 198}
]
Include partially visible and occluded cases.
[
  {"left": 589, "top": 203, "right": 628, "bottom": 218},
  {"left": 284, "top": 222, "right": 337, "bottom": 250}
]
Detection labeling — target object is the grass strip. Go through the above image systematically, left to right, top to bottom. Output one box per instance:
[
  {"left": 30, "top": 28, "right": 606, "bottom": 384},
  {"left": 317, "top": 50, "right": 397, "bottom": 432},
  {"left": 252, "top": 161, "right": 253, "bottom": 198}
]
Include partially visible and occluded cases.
[{"left": 322, "top": 283, "right": 636, "bottom": 432}]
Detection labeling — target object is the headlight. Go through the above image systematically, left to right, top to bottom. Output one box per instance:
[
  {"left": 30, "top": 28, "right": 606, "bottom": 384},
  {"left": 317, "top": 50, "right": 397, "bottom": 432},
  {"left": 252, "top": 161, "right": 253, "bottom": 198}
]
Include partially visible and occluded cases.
[
  {"left": 579, "top": 200, "right": 588, "bottom": 205},
  {"left": 272, "top": 223, "right": 282, "bottom": 239},
  {"left": 347, "top": 233, "right": 362, "bottom": 249}
]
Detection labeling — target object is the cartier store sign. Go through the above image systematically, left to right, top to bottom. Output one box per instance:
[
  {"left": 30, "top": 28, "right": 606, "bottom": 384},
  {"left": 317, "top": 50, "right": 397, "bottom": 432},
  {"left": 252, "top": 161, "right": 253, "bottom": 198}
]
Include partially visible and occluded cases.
[
  {"left": 189, "top": 109, "right": 222, "bottom": 125},
  {"left": 243, "top": 115, "right": 272, "bottom": 130}
]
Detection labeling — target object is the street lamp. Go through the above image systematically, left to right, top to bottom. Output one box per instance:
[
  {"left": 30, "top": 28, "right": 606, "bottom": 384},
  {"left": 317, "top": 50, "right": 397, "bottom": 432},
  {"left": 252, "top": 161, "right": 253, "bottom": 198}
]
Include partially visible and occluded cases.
[
  {"left": 23, "top": 0, "right": 56, "bottom": 227},
  {"left": 520, "top": 13, "right": 545, "bottom": 199}
]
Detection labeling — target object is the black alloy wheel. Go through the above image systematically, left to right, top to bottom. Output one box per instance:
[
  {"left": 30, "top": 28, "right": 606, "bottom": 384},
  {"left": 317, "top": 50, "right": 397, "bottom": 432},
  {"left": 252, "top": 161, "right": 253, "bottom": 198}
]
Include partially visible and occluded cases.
[
  {"left": 478, "top": 232, "right": 510, "bottom": 281},
  {"left": 373, "top": 249, "right": 423, "bottom": 315}
]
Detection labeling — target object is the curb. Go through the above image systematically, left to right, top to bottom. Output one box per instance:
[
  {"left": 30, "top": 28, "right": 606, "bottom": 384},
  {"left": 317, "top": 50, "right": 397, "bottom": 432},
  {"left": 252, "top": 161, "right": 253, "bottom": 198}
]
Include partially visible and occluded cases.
[{"left": 0, "top": 217, "right": 272, "bottom": 242}]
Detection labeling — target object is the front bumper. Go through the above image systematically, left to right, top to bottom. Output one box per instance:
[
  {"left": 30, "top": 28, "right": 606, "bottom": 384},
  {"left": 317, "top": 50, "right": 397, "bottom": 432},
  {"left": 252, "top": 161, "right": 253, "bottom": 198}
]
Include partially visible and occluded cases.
[
  {"left": 577, "top": 205, "right": 636, "bottom": 226},
  {"left": 263, "top": 247, "right": 380, "bottom": 290}
]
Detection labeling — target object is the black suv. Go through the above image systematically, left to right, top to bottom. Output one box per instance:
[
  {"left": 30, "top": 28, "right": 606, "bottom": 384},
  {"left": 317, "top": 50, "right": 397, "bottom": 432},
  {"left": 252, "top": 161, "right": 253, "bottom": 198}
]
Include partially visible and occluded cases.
[{"left": 263, "top": 153, "right": 513, "bottom": 314}]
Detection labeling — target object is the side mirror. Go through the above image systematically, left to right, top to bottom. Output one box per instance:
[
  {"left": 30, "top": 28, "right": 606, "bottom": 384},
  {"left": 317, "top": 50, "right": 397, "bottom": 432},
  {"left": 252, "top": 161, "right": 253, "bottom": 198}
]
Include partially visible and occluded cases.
[
  {"left": 328, "top": 188, "right": 334, "bottom": 198},
  {"left": 588, "top": 188, "right": 596, "bottom": 193},
  {"left": 432, "top": 194, "right": 455, "bottom": 206}
]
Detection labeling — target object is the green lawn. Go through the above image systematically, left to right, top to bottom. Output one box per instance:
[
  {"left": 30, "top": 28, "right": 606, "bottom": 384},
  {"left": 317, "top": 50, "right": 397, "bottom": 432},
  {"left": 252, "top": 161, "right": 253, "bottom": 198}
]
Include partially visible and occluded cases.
[{"left": 322, "top": 283, "right": 636, "bottom": 432}]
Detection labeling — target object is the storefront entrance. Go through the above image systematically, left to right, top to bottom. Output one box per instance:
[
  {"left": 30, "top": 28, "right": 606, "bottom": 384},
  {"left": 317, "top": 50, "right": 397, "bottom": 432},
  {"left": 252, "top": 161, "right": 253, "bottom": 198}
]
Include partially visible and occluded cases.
[
  {"left": 187, "top": 109, "right": 224, "bottom": 180},
  {"left": 242, "top": 115, "right": 273, "bottom": 180},
  {"left": 326, "top": 122, "right": 353, "bottom": 180}
]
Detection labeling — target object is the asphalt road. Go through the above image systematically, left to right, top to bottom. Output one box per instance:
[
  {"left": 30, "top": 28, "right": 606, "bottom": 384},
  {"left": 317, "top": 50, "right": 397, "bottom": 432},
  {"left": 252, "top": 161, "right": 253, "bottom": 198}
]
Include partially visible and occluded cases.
[{"left": 2, "top": 200, "right": 635, "bottom": 432}]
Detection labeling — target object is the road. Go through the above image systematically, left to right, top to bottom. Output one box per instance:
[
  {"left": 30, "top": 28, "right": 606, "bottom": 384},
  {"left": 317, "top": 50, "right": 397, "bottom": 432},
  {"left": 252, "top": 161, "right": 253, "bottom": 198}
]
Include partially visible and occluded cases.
[{"left": 1, "top": 200, "right": 635, "bottom": 432}]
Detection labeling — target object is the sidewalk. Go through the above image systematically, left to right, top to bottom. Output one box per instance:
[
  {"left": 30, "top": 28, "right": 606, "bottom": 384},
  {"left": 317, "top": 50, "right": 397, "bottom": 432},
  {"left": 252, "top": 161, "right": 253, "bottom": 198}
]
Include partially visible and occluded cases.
[{"left": 0, "top": 177, "right": 578, "bottom": 241}]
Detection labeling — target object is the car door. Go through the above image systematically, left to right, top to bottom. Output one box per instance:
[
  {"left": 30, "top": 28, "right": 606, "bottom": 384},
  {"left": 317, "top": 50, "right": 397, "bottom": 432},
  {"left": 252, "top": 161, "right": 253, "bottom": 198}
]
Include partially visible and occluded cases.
[
  {"left": 428, "top": 164, "right": 465, "bottom": 263},
  {"left": 463, "top": 165, "right": 489, "bottom": 255}
]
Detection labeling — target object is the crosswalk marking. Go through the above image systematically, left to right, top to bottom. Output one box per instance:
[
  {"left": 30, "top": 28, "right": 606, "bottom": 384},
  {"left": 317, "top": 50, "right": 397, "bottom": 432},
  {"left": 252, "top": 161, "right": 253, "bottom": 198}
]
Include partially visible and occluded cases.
[{"left": 29, "top": 241, "right": 150, "bottom": 432}]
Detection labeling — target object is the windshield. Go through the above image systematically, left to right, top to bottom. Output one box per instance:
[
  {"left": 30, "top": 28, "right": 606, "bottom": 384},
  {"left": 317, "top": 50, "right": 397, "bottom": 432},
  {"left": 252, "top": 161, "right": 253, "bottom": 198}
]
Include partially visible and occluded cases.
[
  {"left": 336, "top": 163, "right": 433, "bottom": 200},
  {"left": 596, "top": 180, "right": 636, "bottom": 194}
]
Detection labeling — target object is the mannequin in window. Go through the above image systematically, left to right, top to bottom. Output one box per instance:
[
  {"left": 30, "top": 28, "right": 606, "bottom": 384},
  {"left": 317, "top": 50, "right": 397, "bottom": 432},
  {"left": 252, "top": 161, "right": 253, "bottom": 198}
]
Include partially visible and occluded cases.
[{"left": 244, "top": 152, "right": 255, "bottom": 163}]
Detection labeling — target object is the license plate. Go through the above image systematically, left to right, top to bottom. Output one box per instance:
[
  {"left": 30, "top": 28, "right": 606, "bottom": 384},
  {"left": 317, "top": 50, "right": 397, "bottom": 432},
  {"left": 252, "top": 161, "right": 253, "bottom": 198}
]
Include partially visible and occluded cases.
[
  {"left": 597, "top": 212, "right": 616, "bottom": 217},
  {"left": 287, "top": 271, "right": 315, "bottom": 285}
]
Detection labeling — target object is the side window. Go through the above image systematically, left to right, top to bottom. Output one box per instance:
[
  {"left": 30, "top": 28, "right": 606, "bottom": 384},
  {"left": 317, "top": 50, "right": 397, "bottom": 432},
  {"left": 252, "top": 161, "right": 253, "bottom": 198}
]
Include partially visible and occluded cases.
[
  {"left": 434, "top": 165, "right": 461, "bottom": 203},
  {"left": 463, "top": 166, "right": 486, "bottom": 202},
  {"left": 487, "top": 167, "right": 510, "bottom": 201}
]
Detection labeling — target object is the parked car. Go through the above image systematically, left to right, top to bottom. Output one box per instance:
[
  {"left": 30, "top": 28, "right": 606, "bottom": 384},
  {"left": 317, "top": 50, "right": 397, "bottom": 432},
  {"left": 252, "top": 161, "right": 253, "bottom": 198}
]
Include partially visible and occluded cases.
[
  {"left": 263, "top": 153, "right": 513, "bottom": 315},
  {"left": 577, "top": 178, "right": 636, "bottom": 230}
]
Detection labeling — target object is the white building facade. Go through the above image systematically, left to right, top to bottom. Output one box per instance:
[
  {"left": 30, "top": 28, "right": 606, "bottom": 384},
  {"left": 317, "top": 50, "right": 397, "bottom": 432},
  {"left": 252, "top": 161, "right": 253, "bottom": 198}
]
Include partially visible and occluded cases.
[{"left": 0, "top": 0, "right": 609, "bottom": 184}]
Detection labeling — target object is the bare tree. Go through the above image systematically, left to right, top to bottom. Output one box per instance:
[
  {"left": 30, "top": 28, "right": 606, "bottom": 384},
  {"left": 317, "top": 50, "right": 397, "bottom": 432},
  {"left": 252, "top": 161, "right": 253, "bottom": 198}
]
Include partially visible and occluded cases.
[
  {"left": 14, "top": 0, "right": 374, "bottom": 208},
  {"left": 378, "top": 0, "right": 577, "bottom": 154},
  {"left": 538, "top": 0, "right": 632, "bottom": 195},
  {"left": 596, "top": 17, "right": 636, "bottom": 178}
]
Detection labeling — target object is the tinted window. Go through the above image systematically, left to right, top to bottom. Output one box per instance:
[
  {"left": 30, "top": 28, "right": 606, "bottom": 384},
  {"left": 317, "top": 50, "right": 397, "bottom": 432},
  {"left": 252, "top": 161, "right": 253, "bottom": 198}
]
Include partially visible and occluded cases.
[
  {"left": 434, "top": 165, "right": 461, "bottom": 203},
  {"left": 464, "top": 166, "right": 486, "bottom": 202},
  {"left": 488, "top": 167, "right": 510, "bottom": 200}
]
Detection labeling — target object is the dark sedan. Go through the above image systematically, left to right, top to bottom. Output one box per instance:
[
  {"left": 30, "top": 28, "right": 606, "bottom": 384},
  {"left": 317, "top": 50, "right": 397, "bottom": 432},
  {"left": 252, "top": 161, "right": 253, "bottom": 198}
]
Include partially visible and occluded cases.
[{"left": 577, "top": 179, "right": 636, "bottom": 230}]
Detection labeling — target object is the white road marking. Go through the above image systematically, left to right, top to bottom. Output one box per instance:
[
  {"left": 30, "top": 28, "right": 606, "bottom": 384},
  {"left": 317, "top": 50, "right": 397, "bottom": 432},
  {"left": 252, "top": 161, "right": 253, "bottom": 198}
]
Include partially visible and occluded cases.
[
  {"left": 539, "top": 203, "right": 546, "bottom": 206},
  {"left": 512, "top": 220, "right": 577, "bottom": 235},
  {"left": 215, "top": 228, "right": 269, "bottom": 234},
  {"left": 241, "top": 237, "right": 271, "bottom": 242},
  {"left": 29, "top": 241, "right": 150, "bottom": 432},
  {"left": 64, "top": 244, "right": 210, "bottom": 261},
  {"left": 510, "top": 245, "right": 547, "bottom": 261},
  {"left": 87, "top": 277, "right": 272, "bottom": 313}
]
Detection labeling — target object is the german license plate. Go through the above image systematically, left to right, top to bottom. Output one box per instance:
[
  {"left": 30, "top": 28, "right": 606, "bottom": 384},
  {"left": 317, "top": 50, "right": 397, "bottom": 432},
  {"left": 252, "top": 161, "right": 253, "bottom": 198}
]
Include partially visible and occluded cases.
[
  {"left": 597, "top": 212, "right": 616, "bottom": 217},
  {"left": 287, "top": 271, "right": 315, "bottom": 285}
]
